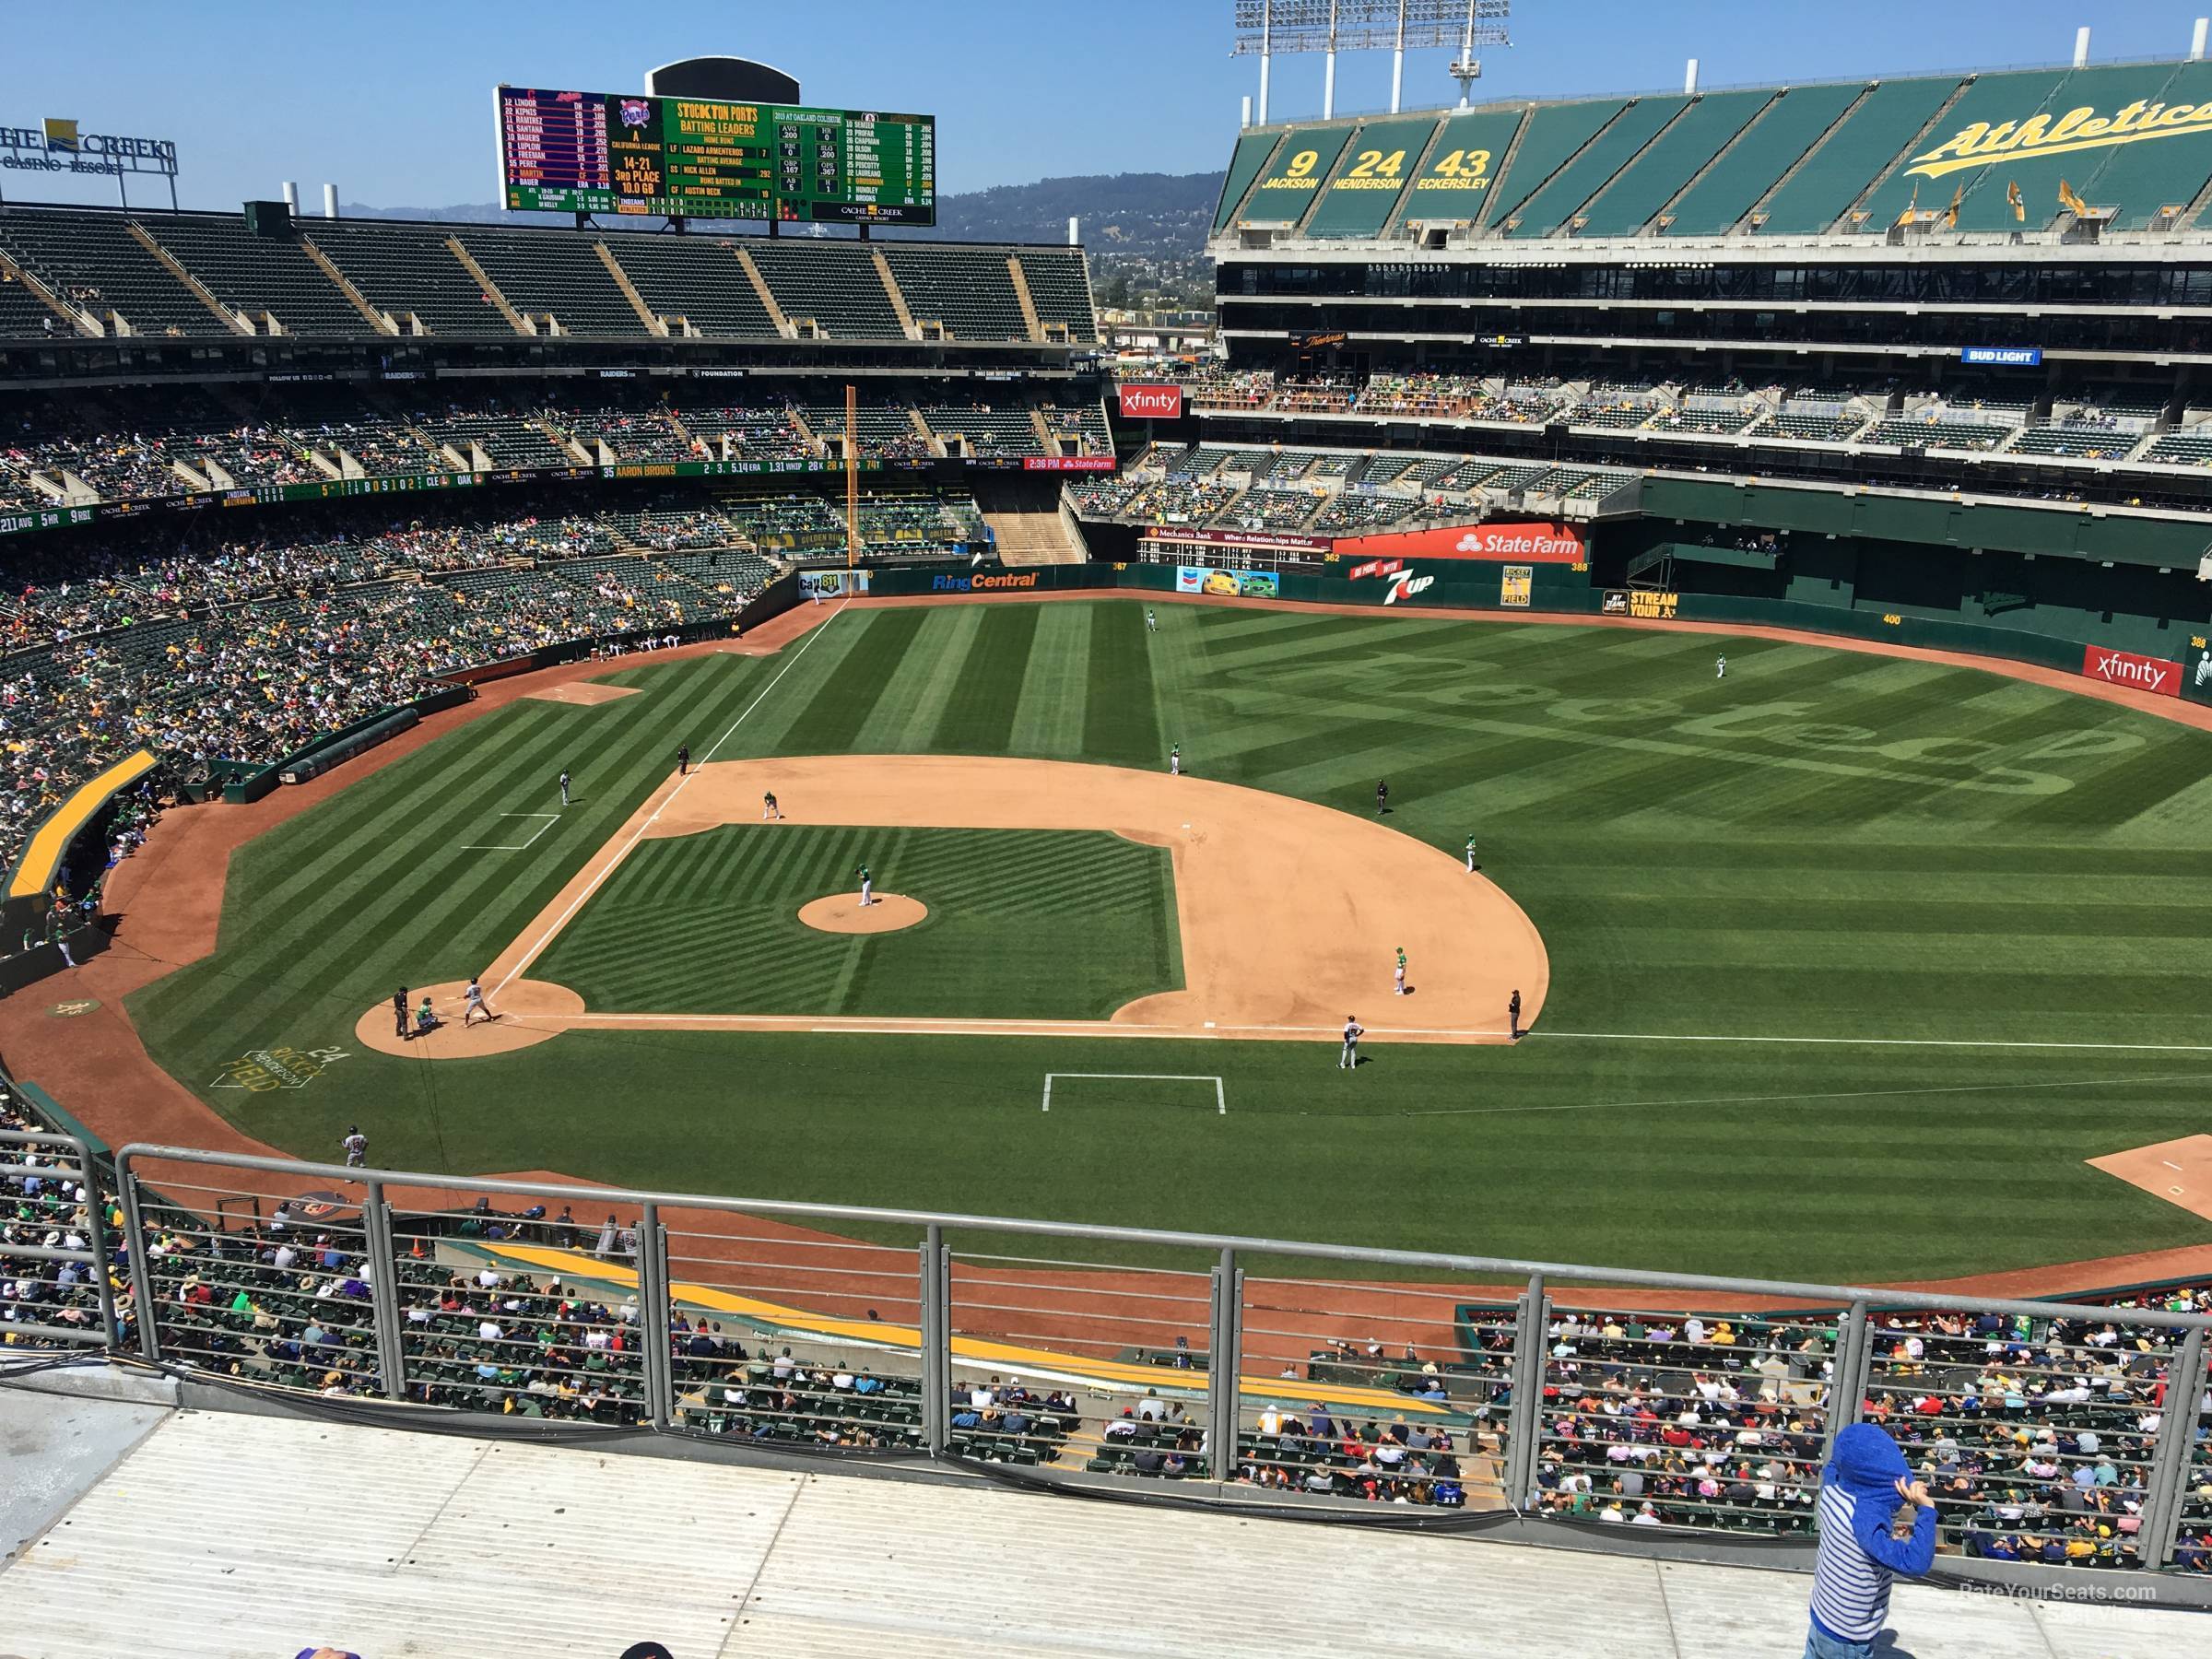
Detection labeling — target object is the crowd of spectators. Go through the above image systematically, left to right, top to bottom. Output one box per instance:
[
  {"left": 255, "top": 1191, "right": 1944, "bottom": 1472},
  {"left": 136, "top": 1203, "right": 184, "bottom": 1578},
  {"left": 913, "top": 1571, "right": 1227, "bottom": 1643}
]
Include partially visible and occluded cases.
[
  {"left": 0, "top": 385, "right": 1116, "bottom": 508},
  {"left": 0, "top": 1081, "right": 112, "bottom": 1348}
]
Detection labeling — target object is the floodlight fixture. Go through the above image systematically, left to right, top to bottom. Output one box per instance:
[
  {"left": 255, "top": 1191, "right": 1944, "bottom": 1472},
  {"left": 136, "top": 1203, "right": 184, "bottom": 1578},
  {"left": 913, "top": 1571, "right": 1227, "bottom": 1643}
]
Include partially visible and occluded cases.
[{"left": 1232, "top": 1, "right": 1511, "bottom": 122}]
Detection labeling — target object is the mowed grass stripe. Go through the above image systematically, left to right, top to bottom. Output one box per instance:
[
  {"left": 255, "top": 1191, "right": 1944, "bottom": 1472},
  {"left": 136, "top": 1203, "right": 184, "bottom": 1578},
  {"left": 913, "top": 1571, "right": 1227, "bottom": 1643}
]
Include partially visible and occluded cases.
[
  {"left": 1081, "top": 601, "right": 1161, "bottom": 768},
  {"left": 850, "top": 602, "right": 982, "bottom": 754},
  {"left": 932, "top": 604, "right": 1039, "bottom": 754},
  {"left": 1008, "top": 604, "right": 1092, "bottom": 757},
  {"left": 774, "top": 607, "right": 931, "bottom": 755}
]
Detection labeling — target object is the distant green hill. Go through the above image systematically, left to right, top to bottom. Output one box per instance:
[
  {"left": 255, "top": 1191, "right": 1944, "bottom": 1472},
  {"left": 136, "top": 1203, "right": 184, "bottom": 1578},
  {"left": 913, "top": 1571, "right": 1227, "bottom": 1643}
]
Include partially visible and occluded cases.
[{"left": 341, "top": 170, "right": 1224, "bottom": 259}]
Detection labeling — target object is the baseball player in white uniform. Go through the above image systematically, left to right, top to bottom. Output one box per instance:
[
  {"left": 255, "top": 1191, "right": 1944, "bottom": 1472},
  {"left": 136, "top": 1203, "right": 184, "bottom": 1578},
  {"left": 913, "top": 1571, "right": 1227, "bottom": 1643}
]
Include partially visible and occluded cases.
[
  {"left": 1147, "top": 609, "right": 1157, "bottom": 632},
  {"left": 1715, "top": 654, "right": 1727, "bottom": 680},
  {"left": 1170, "top": 745, "right": 1181, "bottom": 776},
  {"left": 1465, "top": 836, "right": 1477, "bottom": 874},
  {"left": 1394, "top": 947, "right": 1407, "bottom": 996},
  {"left": 1339, "top": 1016, "right": 1364, "bottom": 1070},
  {"left": 342, "top": 1127, "right": 367, "bottom": 1169}
]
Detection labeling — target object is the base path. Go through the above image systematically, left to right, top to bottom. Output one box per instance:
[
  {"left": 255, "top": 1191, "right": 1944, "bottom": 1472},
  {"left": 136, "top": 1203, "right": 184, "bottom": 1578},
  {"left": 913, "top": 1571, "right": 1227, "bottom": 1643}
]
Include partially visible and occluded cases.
[
  {"left": 370, "top": 754, "right": 1548, "bottom": 1053},
  {"left": 2088, "top": 1135, "right": 2212, "bottom": 1224}
]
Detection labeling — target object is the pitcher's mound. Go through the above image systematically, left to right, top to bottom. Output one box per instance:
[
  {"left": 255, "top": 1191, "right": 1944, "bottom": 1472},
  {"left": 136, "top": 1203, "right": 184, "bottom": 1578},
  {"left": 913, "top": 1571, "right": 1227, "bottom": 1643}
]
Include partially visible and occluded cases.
[
  {"left": 524, "top": 683, "right": 640, "bottom": 707},
  {"left": 798, "top": 892, "right": 926, "bottom": 935}
]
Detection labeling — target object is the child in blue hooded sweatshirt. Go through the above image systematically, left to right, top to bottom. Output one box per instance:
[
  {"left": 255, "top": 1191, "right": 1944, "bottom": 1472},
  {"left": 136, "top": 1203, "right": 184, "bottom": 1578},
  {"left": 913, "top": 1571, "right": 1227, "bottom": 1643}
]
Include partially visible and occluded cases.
[{"left": 1807, "top": 1421, "right": 1937, "bottom": 1657}]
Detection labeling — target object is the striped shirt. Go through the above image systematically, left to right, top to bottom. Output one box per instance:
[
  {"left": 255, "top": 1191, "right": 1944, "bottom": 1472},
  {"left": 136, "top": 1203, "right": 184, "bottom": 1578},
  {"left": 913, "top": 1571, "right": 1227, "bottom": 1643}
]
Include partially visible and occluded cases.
[{"left": 1810, "top": 1483, "right": 1890, "bottom": 1641}]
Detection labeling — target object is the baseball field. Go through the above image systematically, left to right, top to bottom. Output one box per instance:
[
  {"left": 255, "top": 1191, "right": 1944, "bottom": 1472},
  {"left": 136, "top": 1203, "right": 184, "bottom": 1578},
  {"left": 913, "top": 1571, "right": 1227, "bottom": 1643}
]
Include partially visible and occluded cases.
[{"left": 114, "top": 593, "right": 2212, "bottom": 1282}]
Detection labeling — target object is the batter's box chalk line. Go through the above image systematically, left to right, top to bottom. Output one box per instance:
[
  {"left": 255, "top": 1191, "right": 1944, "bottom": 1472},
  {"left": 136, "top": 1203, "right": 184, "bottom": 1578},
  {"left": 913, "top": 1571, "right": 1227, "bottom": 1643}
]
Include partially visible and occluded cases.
[
  {"left": 464, "top": 812, "right": 561, "bottom": 853},
  {"left": 1041, "top": 1073, "right": 1227, "bottom": 1114}
]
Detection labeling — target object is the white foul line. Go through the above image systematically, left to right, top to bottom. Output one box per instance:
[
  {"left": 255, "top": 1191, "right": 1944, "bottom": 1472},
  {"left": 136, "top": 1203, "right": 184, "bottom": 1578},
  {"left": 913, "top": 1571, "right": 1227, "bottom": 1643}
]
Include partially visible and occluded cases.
[
  {"left": 491, "top": 597, "right": 849, "bottom": 997},
  {"left": 1526, "top": 1030, "right": 2212, "bottom": 1054},
  {"left": 1042, "top": 1072, "right": 1227, "bottom": 1113}
]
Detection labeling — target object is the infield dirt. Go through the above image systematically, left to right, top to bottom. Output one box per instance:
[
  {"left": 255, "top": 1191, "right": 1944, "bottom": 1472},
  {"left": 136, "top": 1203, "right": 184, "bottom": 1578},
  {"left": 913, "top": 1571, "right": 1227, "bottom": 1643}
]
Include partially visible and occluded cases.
[{"left": 356, "top": 753, "right": 1550, "bottom": 1053}]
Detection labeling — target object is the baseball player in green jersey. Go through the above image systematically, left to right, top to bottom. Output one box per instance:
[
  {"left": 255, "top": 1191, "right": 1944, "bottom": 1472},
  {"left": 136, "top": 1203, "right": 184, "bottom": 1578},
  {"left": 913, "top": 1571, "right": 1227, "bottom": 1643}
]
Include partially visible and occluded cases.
[
  {"left": 1465, "top": 836, "right": 1477, "bottom": 874},
  {"left": 857, "top": 864, "right": 875, "bottom": 907},
  {"left": 1394, "top": 947, "right": 1407, "bottom": 996}
]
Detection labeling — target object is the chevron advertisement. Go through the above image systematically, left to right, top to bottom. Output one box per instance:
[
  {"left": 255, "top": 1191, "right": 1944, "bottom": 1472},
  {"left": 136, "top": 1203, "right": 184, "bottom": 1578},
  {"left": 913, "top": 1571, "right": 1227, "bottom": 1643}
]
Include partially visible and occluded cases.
[{"left": 1330, "top": 520, "right": 1585, "bottom": 564}]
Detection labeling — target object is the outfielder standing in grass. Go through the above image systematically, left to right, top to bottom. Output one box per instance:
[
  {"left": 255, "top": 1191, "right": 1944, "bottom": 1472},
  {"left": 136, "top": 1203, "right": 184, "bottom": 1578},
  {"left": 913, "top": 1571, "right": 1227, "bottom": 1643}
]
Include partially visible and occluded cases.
[
  {"left": 559, "top": 769, "right": 571, "bottom": 806},
  {"left": 1339, "top": 1015, "right": 1364, "bottom": 1070},
  {"left": 342, "top": 1126, "right": 367, "bottom": 1168}
]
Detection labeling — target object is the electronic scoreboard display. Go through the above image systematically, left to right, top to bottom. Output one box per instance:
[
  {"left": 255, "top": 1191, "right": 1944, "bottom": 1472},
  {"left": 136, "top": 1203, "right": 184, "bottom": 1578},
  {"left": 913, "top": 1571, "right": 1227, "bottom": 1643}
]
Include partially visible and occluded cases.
[{"left": 497, "top": 87, "right": 935, "bottom": 225}]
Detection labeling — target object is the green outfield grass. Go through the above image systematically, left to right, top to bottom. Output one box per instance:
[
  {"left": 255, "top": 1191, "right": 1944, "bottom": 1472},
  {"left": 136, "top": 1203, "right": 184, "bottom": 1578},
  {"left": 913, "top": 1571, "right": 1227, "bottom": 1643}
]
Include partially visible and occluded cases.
[
  {"left": 122, "top": 597, "right": 2212, "bottom": 1281},
  {"left": 533, "top": 824, "right": 1181, "bottom": 1018}
]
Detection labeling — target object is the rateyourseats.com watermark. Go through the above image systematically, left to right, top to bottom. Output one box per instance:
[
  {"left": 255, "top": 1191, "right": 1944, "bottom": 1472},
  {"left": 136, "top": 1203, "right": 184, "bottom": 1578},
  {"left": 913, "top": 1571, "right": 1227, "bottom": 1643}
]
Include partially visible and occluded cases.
[{"left": 1954, "top": 1580, "right": 2161, "bottom": 1604}]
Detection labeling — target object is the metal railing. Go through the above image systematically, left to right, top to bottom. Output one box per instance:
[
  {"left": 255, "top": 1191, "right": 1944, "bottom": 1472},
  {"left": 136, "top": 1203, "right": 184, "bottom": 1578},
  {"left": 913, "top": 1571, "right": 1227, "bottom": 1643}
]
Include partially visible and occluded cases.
[
  {"left": 0, "top": 1125, "right": 121, "bottom": 1349},
  {"left": 67, "top": 1144, "right": 2212, "bottom": 1596}
]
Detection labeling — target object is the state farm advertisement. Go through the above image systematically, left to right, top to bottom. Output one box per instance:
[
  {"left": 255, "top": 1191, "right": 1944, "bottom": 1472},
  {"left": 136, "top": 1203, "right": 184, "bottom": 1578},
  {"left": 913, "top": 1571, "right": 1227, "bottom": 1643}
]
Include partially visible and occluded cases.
[
  {"left": 1117, "top": 383, "right": 1183, "bottom": 420},
  {"left": 1022, "top": 455, "right": 1116, "bottom": 472},
  {"left": 1331, "top": 520, "right": 1584, "bottom": 564},
  {"left": 2080, "top": 644, "right": 2183, "bottom": 698}
]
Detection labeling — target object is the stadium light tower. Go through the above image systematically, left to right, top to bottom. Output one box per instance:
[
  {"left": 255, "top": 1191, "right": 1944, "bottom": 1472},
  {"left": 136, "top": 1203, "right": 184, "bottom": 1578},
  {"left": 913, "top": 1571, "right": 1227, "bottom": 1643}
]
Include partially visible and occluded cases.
[{"left": 1232, "top": 1, "right": 1511, "bottom": 122}]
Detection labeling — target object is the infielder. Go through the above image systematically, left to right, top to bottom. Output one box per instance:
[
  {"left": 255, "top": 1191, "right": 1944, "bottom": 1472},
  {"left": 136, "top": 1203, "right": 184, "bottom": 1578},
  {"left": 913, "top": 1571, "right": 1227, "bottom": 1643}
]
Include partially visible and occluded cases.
[
  {"left": 1715, "top": 654, "right": 1726, "bottom": 680},
  {"left": 1170, "top": 745, "right": 1181, "bottom": 777},
  {"left": 559, "top": 769, "right": 572, "bottom": 806},
  {"left": 763, "top": 790, "right": 782, "bottom": 820},
  {"left": 1465, "top": 836, "right": 1477, "bottom": 874},
  {"left": 857, "top": 863, "right": 875, "bottom": 906},
  {"left": 1394, "top": 947, "right": 1407, "bottom": 996},
  {"left": 463, "top": 976, "right": 495, "bottom": 1026},
  {"left": 1509, "top": 988, "right": 1523, "bottom": 1040},
  {"left": 1339, "top": 1015, "right": 1364, "bottom": 1070},
  {"left": 342, "top": 1126, "right": 367, "bottom": 1169}
]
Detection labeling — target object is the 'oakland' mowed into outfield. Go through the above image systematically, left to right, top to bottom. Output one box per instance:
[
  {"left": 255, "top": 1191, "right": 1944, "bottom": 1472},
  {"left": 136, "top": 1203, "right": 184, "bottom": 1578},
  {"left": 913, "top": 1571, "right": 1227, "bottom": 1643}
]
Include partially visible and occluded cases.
[{"left": 127, "top": 598, "right": 2212, "bottom": 1281}]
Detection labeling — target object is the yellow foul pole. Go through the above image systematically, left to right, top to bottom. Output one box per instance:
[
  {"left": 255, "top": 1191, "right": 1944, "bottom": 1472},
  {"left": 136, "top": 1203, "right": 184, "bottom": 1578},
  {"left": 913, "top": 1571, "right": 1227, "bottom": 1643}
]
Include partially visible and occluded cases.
[{"left": 845, "top": 382, "right": 860, "bottom": 570}]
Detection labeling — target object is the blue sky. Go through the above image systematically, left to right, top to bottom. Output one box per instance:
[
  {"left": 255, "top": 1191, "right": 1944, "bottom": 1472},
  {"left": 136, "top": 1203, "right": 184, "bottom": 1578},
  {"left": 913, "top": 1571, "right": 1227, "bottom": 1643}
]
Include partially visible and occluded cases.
[{"left": 3, "top": 1, "right": 2211, "bottom": 209}]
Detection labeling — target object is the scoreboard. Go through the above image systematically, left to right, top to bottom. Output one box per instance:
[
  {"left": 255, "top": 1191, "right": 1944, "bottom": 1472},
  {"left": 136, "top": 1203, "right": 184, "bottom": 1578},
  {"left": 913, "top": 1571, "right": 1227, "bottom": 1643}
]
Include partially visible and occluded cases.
[{"left": 497, "top": 87, "right": 935, "bottom": 225}]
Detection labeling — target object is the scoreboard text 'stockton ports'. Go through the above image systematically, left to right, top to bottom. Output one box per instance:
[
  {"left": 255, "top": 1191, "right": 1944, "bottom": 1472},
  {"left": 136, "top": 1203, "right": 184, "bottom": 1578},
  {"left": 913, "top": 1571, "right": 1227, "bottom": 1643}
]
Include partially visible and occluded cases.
[{"left": 496, "top": 85, "right": 935, "bottom": 224}]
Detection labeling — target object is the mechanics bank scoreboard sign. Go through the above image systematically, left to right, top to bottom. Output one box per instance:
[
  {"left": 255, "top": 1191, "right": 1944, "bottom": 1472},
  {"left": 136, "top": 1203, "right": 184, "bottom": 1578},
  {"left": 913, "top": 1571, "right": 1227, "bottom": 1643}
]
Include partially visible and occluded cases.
[{"left": 0, "top": 117, "right": 178, "bottom": 178}]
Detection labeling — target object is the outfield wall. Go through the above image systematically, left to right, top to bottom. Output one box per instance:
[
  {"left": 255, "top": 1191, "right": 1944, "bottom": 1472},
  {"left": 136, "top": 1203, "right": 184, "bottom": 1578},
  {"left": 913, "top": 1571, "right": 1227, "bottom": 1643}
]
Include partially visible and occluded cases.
[{"left": 865, "top": 559, "right": 2212, "bottom": 713}]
